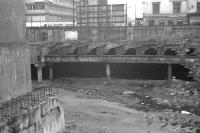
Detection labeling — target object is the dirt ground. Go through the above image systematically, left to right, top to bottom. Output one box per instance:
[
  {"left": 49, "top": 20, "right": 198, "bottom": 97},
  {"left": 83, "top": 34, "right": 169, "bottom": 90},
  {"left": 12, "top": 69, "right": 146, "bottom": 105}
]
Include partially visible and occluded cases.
[{"left": 33, "top": 78, "right": 200, "bottom": 133}]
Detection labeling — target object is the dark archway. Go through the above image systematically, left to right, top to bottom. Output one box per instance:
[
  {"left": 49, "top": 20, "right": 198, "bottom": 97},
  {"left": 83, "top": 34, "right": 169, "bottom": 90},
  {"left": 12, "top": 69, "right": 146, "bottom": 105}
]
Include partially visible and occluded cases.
[
  {"left": 73, "top": 48, "right": 78, "bottom": 55},
  {"left": 87, "top": 48, "right": 96, "bottom": 55},
  {"left": 105, "top": 48, "right": 116, "bottom": 55},
  {"left": 124, "top": 48, "right": 136, "bottom": 55},
  {"left": 144, "top": 48, "right": 157, "bottom": 55},
  {"left": 164, "top": 48, "right": 178, "bottom": 56},
  {"left": 186, "top": 48, "right": 198, "bottom": 56}
]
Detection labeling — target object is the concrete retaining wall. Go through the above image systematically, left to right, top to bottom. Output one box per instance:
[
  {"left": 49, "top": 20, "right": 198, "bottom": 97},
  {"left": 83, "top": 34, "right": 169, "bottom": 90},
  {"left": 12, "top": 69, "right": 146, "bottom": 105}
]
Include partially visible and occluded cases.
[
  {"left": 0, "top": 43, "right": 32, "bottom": 102},
  {"left": 0, "top": 98, "right": 65, "bottom": 133}
]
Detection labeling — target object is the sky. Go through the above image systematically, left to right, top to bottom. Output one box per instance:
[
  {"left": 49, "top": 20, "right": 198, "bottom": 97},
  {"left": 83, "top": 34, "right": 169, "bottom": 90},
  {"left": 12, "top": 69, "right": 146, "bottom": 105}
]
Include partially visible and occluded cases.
[{"left": 108, "top": 0, "right": 143, "bottom": 20}]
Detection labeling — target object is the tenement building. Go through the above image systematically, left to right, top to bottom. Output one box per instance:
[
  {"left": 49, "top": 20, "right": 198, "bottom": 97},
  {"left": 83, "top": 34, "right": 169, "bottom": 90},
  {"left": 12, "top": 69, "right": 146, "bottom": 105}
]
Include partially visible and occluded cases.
[
  {"left": 26, "top": 0, "right": 83, "bottom": 27},
  {"left": 142, "top": 0, "right": 188, "bottom": 26}
]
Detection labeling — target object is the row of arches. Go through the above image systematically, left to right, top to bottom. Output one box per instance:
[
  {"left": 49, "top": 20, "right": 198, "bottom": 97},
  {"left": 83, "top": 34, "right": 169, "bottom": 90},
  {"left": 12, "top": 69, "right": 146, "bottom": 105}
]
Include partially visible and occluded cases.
[{"left": 53, "top": 46, "right": 198, "bottom": 56}]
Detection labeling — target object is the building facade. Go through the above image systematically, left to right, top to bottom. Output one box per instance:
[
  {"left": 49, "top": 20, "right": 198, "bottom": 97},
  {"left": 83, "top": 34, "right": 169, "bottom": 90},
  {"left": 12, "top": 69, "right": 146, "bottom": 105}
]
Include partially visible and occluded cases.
[
  {"left": 26, "top": 0, "right": 83, "bottom": 27},
  {"left": 87, "top": 0, "right": 107, "bottom": 5},
  {"left": 142, "top": 0, "right": 188, "bottom": 26},
  {"left": 187, "top": 0, "right": 200, "bottom": 24},
  {"left": 77, "top": 4, "right": 127, "bottom": 42}
]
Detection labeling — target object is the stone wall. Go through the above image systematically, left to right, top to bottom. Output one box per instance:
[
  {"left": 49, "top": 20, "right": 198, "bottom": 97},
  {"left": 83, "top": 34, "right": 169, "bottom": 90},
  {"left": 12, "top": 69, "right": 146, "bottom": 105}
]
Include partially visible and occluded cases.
[{"left": 0, "top": 96, "right": 65, "bottom": 133}]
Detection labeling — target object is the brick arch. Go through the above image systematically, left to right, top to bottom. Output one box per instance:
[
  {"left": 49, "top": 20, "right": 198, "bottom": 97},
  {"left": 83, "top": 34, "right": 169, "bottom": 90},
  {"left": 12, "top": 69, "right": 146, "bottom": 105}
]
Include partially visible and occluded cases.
[
  {"left": 136, "top": 45, "right": 159, "bottom": 55},
  {"left": 159, "top": 45, "right": 182, "bottom": 56},
  {"left": 186, "top": 47, "right": 198, "bottom": 56},
  {"left": 124, "top": 48, "right": 136, "bottom": 55},
  {"left": 143, "top": 48, "right": 158, "bottom": 55},
  {"left": 163, "top": 48, "right": 178, "bottom": 56}
]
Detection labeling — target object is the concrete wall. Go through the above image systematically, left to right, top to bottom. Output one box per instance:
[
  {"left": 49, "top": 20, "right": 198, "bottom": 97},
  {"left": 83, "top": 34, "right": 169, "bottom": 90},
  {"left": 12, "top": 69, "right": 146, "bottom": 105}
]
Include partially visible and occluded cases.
[
  {"left": 0, "top": 0, "right": 32, "bottom": 102},
  {"left": 0, "top": 0, "right": 26, "bottom": 42},
  {"left": 131, "top": 25, "right": 200, "bottom": 42},
  {"left": 0, "top": 44, "right": 32, "bottom": 102},
  {"left": 0, "top": 98, "right": 65, "bottom": 133}
]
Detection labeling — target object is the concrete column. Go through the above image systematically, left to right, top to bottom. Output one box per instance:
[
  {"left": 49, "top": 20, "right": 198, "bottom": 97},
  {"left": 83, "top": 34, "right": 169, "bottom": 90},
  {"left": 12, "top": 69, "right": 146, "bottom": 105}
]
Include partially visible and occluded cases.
[
  {"left": 106, "top": 63, "right": 111, "bottom": 82},
  {"left": 167, "top": 64, "right": 172, "bottom": 87},
  {"left": 36, "top": 66, "right": 43, "bottom": 82},
  {"left": 49, "top": 66, "right": 53, "bottom": 80}
]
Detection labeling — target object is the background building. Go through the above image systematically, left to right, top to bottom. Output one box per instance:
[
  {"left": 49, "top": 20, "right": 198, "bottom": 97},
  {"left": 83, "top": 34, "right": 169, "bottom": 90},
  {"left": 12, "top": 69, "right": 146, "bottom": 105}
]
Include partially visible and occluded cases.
[
  {"left": 26, "top": 0, "right": 83, "bottom": 27},
  {"left": 87, "top": 0, "right": 107, "bottom": 5},
  {"left": 142, "top": 0, "right": 188, "bottom": 26},
  {"left": 187, "top": 0, "right": 200, "bottom": 24},
  {"left": 77, "top": 3, "right": 127, "bottom": 42}
]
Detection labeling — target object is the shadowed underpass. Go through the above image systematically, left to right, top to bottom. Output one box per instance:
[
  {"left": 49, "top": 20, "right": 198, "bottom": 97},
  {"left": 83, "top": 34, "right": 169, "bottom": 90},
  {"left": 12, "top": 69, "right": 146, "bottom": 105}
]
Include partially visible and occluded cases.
[{"left": 31, "top": 63, "right": 192, "bottom": 81}]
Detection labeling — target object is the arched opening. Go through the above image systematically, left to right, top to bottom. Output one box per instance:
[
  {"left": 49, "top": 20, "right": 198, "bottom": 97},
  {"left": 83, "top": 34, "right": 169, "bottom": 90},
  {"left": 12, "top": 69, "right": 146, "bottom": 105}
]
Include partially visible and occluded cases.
[
  {"left": 73, "top": 48, "right": 78, "bottom": 55},
  {"left": 87, "top": 48, "right": 96, "bottom": 55},
  {"left": 105, "top": 48, "right": 116, "bottom": 55},
  {"left": 124, "top": 48, "right": 136, "bottom": 55},
  {"left": 144, "top": 48, "right": 157, "bottom": 55},
  {"left": 164, "top": 48, "right": 178, "bottom": 56},
  {"left": 186, "top": 48, "right": 198, "bottom": 56}
]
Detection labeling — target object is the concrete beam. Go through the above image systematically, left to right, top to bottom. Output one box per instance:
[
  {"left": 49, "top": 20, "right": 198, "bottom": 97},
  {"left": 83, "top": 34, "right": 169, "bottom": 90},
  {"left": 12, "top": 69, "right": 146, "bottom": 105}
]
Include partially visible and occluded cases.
[
  {"left": 45, "top": 55, "right": 199, "bottom": 64},
  {"left": 34, "top": 63, "right": 45, "bottom": 82},
  {"left": 106, "top": 63, "right": 111, "bottom": 82},
  {"left": 167, "top": 64, "right": 172, "bottom": 87},
  {"left": 49, "top": 66, "right": 53, "bottom": 80}
]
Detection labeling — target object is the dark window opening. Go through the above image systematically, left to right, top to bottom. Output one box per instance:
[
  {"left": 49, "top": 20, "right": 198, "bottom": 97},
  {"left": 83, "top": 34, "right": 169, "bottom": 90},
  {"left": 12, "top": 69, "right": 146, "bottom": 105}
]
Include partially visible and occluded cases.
[
  {"left": 152, "top": 2, "right": 160, "bottom": 14},
  {"left": 173, "top": 2, "right": 181, "bottom": 14},
  {"left": 149, "top": 20, "right": 155, "bottom": 26},
  {"left": 159, "top": 20, "right": 165, "bottom": 25},
  {"left": 168, "top": 20, "right": 174, "bottom": 25},
  {"left": 177, "top": 20, "right": 183, "bottom": 25},
  {"left": 41, "top": 32, "right": 48, "bottom": 41}
]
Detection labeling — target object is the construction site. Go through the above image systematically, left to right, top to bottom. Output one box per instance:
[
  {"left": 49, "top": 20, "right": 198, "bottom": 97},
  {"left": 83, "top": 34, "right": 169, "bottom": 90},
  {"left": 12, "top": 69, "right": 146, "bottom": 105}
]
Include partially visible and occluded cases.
[{"left": 1, "top": 0, "right": 200, "bottom": 133}]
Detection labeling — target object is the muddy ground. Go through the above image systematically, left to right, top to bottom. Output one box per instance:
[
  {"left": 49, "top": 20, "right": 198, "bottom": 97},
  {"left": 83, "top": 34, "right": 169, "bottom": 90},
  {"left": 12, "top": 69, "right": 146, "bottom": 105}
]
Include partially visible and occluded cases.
[{"left": 33, "top": 78, "right": 200, "bottom": 133}]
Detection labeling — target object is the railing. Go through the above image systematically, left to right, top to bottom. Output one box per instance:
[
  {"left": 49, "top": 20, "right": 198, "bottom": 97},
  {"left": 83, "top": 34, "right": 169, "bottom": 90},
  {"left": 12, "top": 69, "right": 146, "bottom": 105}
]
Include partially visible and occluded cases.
[{"left": 0, "top": 88, "right": 58, "bottom": 122}]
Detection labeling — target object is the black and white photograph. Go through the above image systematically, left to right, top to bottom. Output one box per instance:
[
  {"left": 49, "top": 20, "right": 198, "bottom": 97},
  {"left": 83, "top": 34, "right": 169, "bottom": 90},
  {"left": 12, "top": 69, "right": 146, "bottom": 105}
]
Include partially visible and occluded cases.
[{"left": 0, "top": 0, "right": 200, "bottom": 132}]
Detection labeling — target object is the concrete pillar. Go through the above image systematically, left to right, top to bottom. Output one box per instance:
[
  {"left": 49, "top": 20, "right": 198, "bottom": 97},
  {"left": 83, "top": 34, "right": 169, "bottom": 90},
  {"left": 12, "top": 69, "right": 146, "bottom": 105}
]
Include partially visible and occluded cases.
[
  {"left": 106, "top": 63, "right": 111, "bottom": 82},
  {"left": 167, "top": 64, "right": 172, "bottom": 87},
  {"left": 36, "top": 66, "right": 43, "bottom": 82},
  {"left": 49, "top": 66, "right": 53, "bottom": 80}
]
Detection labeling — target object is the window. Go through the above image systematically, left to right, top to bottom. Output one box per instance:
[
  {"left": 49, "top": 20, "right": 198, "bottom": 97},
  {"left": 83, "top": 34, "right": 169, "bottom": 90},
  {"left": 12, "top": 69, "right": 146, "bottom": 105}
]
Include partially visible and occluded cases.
[
  {"left": 152, "top": 2, "right": 160, "bottom": 14},
  {"left": 173, "top": 2, "right": 181, "bottom": 14},
  {"left": 197, "top": 2, "right": 200, "bottom": 13},
  {"left": 149, "top": 20, "right": 155, "bottom": 26},
  {"left": 159, "top": 20, "right": 165, "bottom": 25},
  {"left": 168, "top": 20, "right": 174, "bottom": 25},
  {"left": 177, "top": 20, "right": 183, "bottom": 25}
]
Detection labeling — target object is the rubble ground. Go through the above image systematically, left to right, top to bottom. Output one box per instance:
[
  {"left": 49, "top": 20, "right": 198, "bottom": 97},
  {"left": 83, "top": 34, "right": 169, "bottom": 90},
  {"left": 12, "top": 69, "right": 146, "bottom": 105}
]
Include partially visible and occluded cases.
[{"left": 33, "top": 78, "right": 200, "bottom": 133}]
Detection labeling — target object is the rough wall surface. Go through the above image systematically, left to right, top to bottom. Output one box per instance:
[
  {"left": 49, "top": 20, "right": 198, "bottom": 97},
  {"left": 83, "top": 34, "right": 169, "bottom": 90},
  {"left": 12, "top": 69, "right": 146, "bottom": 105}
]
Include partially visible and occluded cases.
[
  {"left": 0, "top": 0, "right": 31, "bottom": 102},
  {"left": 0, "top": 0, "right": 26, "bottom": 42},
  {"left": 0, "top": 43, "right": 32, "bottom": 102},
  {"left": 0, "top": 98, "right": 65, "bottom": 133}
]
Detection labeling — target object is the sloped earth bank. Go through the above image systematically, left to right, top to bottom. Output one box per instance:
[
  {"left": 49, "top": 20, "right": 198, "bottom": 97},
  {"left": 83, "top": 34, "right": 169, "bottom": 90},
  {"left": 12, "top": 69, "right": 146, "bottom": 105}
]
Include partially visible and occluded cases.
[{"left": 33, "top": 78, "right": 200, "bottom": 133}]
